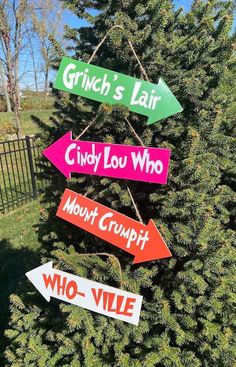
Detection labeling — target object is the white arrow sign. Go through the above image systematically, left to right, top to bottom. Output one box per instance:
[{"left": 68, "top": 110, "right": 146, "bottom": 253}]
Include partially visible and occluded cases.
[{"left": 26, "top": 262, "right": 143, "bottom": 325}]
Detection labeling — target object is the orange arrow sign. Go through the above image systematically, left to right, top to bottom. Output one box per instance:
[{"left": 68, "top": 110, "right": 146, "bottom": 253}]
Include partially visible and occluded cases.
[{"left": 56, "top": 189, "right": 172, "bottom": 264}]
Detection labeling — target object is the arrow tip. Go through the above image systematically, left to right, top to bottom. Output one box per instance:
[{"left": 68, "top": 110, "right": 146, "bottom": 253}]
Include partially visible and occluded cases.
[
  {"left": 146, "top": 78, "right": 183, "bottom": 125},
  {"left": 147, "top": 115, "right": 157, "bottom": 125},
  {"left": 42, "top": 131, "right": 72, "bottom": 178},
  {"left": 133, "top": 220, "right": 172, "bottom": 264},
  {"left": 26, "top": 261, "right": 53, "bottom": 302}
]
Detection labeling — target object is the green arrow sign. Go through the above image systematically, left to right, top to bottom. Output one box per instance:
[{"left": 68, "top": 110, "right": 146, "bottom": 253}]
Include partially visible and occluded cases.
[{"left": 54, "top": 57, "right": 183, "bottom": 125}]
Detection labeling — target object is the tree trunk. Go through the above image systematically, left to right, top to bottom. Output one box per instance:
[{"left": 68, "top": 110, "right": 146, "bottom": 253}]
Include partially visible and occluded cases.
[
  {"left": 13, "top": 4, "right": 22, "bottom": 138},
  {"left": 6, "top": 58, "right": 22, "bottom": 137},
  {"left": 0, "top": 59, "right": 12, "bottom": 112},
  {"left": 44, "top": 65, "right": 49, "bottom": 103},
  {"left": 13, "top": 72, "right": 22, "bottom": 138},
  {"left": 13, "top": 99, "right": 22, "bottom": 138}
]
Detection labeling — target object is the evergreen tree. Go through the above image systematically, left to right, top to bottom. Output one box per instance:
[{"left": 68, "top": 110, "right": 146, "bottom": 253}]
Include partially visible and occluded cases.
[{"left": 5, "top": 1, "right": 236, "bottom": 366}]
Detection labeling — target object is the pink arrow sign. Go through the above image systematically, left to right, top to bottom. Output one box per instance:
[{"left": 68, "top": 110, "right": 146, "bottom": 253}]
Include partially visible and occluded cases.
[{"left": 43, "top": 132, "right": 171, "bottom": 184}]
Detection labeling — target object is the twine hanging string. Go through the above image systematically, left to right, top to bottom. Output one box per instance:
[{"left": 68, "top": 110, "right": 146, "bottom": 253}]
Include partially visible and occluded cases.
[
  {"left": 74, "top": 25, "right": 147, "bottom": 227},
  {"left": 74, "top": 25, "right": 147, "bottom": 223},
  {"left": 75, "top": 25, "right": 149, "bottom": 141},
  {"left": 87, "top": 25, "right": 150, "bottom": 82},
  {"left": 76, "top": 115, "right": 97, "bottom": 140},
  {"left": 125, "top": 117, "right": 145, "bottom": 147},
  {"left": 126, "top": 185, "right": 144, "bottom": 224},
  {"left": 55, "top": 251, "right": 123, "bottom": 287},
  {"left": 73, "top": 252, "right": 123, "bottom": 287}
]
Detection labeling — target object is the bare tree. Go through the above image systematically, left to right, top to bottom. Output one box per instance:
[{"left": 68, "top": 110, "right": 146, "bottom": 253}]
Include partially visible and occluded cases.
[
  {"left": 0, "top": 0, "right": 29, "bottom": 137},
  {"left": 0, "top": 0, "right": 65, "bottom": 135},
  {"left": 31, "top": 0, "right": 63, "bottom": 101}
]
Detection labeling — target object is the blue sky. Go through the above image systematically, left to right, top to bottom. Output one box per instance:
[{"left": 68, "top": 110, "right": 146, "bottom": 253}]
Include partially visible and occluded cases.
[{"left": 175, "top": 0, "right": 192, "bottom": 12}]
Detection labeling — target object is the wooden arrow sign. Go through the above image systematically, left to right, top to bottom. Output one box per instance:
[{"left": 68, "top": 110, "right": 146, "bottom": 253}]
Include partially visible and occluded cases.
[
  {"left": 54, "top": 57, "right": 183, "bottom": 125},
  {"left": 43, "top": 131, "right": 171, "bottom": 184},
  {"left": 56, "top": 189, "right": 172, "bottom": 264},
  {"left": 26, "top": 262, "right": 143, "bottom": 325}
]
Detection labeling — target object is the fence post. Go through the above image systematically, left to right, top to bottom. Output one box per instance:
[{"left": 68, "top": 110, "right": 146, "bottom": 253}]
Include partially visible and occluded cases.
[{"left": 26, "top": 136, "right": 37, "bottom": 198}]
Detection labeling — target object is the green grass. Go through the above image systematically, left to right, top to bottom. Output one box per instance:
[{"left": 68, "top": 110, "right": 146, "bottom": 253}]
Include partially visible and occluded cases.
[
  {"left": 20, "top": 95, "right": 55, "bottom": 111},
  {"left": 0, "top": 109, "right": 54, "bottom": 137},
  {"left": 0, "top": 201, "right": 41, "bottom": 358}
]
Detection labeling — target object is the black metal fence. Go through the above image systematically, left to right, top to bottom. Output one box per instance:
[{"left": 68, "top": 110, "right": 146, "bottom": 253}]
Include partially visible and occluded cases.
[{"left": 0, "top": 136, "right": 46, "bottom": 213}]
